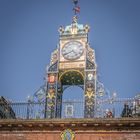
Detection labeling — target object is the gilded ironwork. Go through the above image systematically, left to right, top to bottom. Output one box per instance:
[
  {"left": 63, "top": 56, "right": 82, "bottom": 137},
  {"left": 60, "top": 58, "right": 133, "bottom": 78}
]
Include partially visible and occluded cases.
[{"left": 50, "top": 49, "right": 58, "bottom": 65}]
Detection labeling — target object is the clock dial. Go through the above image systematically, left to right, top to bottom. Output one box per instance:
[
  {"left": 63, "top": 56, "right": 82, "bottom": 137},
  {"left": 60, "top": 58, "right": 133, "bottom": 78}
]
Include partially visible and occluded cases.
[{"left": 62, "top": 41, "right": 84, "bottom": 60}]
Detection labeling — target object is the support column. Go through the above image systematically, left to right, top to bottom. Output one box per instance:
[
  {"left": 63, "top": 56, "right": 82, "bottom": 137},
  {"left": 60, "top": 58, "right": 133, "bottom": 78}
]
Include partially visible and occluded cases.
[
  {"left": 84, "top": 57, "right": 96, "bottom": 118},
  {"left": 84, "top": 71, "right": 96, "bottom": 118},
  {"left": 45, "top": 73, "right": 58, "bottom": 118},
  {"left": 55, "top": 82, "right": 63, "bottom": 118}
]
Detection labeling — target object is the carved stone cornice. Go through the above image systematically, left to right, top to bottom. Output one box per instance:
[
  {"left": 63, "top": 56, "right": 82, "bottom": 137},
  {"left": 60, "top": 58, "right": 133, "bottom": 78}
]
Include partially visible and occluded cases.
[{"left": 0, "top": 118, "right": 140, "bottom": 131}]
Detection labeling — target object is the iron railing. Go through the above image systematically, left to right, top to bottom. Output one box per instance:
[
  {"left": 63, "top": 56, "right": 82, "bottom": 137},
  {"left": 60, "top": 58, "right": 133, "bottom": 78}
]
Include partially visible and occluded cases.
[{"left": 0, "top": 99, "right": 140, "bottom": 119}]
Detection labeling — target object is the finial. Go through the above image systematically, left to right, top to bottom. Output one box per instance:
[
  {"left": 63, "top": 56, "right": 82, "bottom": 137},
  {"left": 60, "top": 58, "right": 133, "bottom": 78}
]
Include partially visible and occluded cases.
[
  {"left": 72, "top": 15, "right": 78, "bottom": 23},
  {"left": 84, "top": 24, "right": 90, "bottom": 33},
  {"left": 58, "top": 26, "right": 64, "bottom": 34}
]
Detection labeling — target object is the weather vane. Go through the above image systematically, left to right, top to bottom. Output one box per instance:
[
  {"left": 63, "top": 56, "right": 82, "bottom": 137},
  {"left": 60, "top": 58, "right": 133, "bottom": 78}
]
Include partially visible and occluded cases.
[{"left": 72, "top": 0, "right": 80, "bottom": 16}]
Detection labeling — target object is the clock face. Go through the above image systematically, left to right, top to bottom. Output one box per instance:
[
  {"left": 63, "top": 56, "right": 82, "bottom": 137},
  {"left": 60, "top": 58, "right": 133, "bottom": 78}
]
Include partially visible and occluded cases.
[{"left": 62, "top": 41, "right": 84, "bottom": 60}]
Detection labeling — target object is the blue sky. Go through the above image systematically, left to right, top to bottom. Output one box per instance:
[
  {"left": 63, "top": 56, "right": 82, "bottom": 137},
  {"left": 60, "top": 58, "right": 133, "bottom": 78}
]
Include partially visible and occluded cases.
[{"left": 0, "top": 0, "right": 140, "bottom": 102}]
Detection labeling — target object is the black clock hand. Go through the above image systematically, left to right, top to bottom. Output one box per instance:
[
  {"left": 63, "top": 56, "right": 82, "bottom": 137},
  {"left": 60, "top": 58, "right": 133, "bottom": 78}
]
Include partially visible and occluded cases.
[
  {"left": 71, "top": 49, "right": 77, "bottom": 54},
  {"left": 63, "top": 50, "right": 73, "bottom": 55}
]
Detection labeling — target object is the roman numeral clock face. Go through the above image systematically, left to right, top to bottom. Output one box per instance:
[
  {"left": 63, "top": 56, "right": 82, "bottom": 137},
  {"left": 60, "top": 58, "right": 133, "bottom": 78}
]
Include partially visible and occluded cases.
[{"left": 62, "top": 41, "right": 84, "bottom": 60}]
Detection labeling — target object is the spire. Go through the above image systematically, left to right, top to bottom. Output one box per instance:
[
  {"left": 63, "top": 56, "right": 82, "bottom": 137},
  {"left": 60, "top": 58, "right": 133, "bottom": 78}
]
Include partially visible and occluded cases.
[
  {"left": 58, "top": 0, "right": 90, "bottom": 36},
  {"left": 72, "top": 0, "right": 80, "bottom": 23}
]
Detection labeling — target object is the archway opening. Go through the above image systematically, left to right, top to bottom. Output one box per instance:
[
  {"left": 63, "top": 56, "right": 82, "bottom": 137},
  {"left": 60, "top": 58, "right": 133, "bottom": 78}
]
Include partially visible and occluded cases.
[{"left": 61, "top": 86, "right": 84, "bottom": 118}]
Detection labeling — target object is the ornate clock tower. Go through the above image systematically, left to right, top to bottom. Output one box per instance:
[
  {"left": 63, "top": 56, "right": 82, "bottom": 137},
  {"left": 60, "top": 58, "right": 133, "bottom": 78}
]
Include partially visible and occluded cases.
[
  {"left": 1, "top": 1, "right": 140, "bottom": 140},
  {"left": 45, "top": 1, "right": 97, "bottom": 119}
]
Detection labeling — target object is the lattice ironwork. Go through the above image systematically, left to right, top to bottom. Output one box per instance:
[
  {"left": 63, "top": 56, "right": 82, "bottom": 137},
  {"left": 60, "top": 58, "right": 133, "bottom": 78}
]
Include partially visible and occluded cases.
[{"left": 0, "top": 97, "right": 139, "bottom": 119}]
